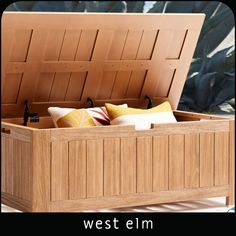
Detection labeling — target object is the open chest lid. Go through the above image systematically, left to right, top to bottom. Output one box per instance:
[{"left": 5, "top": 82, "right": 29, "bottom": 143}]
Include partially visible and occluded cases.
[{"left": 1, "top": 12, "right": 205, "bottom": 118}]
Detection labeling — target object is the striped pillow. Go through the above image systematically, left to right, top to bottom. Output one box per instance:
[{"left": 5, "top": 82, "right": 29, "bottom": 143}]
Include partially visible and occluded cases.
[
  {"left": 105, "top": 101, "right": 177, "bottom": 130},
  {"left": 48, "top": 104, "right": 128, "bottom": 128}
]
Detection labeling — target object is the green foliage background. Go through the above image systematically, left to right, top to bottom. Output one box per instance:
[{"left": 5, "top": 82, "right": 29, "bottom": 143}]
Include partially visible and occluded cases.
[{"left": 6, "top": 1, "right": 235, "bottom": 114}]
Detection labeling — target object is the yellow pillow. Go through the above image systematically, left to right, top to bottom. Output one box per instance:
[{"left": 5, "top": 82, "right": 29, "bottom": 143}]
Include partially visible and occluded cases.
[
  {"left": 105, "top": 101, "right": 177, "bottom": 130},
  {"left": 48, "top": 104, "right": 128, "bottom": 128}
]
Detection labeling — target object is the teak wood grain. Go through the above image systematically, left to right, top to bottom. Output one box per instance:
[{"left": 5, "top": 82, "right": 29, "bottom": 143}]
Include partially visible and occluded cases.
[
  {"left": 1, "top": 12, "right": 234, "bottom": 212},
  {"left": 2, "top": 12, "right": 205, "bottom": 117}
]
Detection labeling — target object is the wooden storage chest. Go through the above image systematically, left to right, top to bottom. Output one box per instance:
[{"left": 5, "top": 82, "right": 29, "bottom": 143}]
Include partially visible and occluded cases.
[{"left": 1, "top": 12, "right": 234, "bottom": 212}]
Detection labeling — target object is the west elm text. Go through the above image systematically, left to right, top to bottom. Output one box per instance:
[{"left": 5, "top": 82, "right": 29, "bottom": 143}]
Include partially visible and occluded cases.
[{"left": 83, "top": 217, "right": 154, "bottom": 230}]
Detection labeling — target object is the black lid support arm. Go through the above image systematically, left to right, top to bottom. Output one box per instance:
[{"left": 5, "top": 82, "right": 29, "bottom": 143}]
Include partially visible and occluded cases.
[
  {"left": 144, "top": 95, "right": 153, "bottom": 109},
  {"left": 23, "top": 100, "right": 39, "bottom": 126}
]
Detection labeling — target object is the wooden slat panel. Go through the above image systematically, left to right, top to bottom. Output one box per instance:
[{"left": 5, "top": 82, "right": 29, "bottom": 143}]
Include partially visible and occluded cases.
[
  {"left": 3, "top": 13, "right": 205, "bottom": 118},
  {"left": 2, "top": 28, "right": 15, "bottom": 97},
  {"left": 10, "top": 29, "right": 32, "bottom": 62},
  {"left": 17, "top": 29, "right": 49, "bottom": 103},
  {"left": 44, "top": 29, "right": 65, "bottom": 61},
  {"left": 60, "top": 29, "right": 81, "bottom": 60},
  {"left": 75, "top": 29, "right": 97, "bottom": 61},
  {"left": 99, "top": 29, "right": 127, "bottom": 98},
  {"left": 108, "top": 29, "right": 128, "bottom": 60},
  {"left": 167, "top": 29, "right": 203, "bottom": 109},
  {"left": 35, "top": 30, "right": 65, "bottom": 102},
  {"left": 49, "top": 30, "right": 81, "bottom": 101},
  {"left": 65, "top": 30, "right": 97, "bottom": 101},
  {"left": 81, "top": 30, "right": 113, "bottom": 99},
  {"left": 111, "top": 30, "right": 143, "bottom": 99},
  {"left": 122, "top": 30, "right": 143, "bottom": 60},
  {"left": 136, "top": 30, "right": 157, "bottom": 60},
  {"left": 141, "top": 30, "right": 171, "bottom": 98},
  {"left": 167, "top": 30, "right": 187, "bottom": 59},
  {"left": 155, "top": 69, "right": 175, "bottom": 97},
  {"left": 97, "top": 71, "right": 117, "bottom": 99},
  {"left": 111, "top": 71, "right": 132, "bottom": 99},
  {"left": 125, "top": 71, "right": 146, "bottom": 98},
  {"left": 49, "top": 72, "right": 70, "bottom": 101},
  {"left": 65, "top": 72, "right": 87, "bottom": 101},
  {"left": 2, "top": 73, "right": 22, "bottom": 104},
  {"left": 34, "top": 73, "right": 55, "bottom": 102},
  {"left": 227, "top": 120, "right": 235, "bottom": 205},
  {"left": 32, "top": 130, "right": 51, "bottom": 212},
  {"left": 215, "top": 132, "right": 229, "bottom": 186},
  {"left": 185, "top": 133, "right": 200, "bottom": 188},
  {"left": 200, "top": 133, "right": 214, "bottom": 187},
  {"left": 169, "top": 134, "right": 184, "bottom": 190},
  {"left": 153, "top": 136, "right": 169, "bottom": 192},
  {"left": 1, "top": 137, "right": 6, "bottom": 192},
  {"left": 4, "top": 137, "right": 13, "bottom": 195},
  {"left": 120, "top": 137, "right": 136, "bottom": 194},
  {"left": 137, "top": 137, "right": 152, "bottom": 193},
  {"left": 104, "top": 138, "right": 120, "bottom": 196},
  {"left": 86, "top": 139, "right": 103, "bottom": 198},
  {"left": 12, "top": 140, "right": 31, "bottom": 200},
  {"left": 12, "top": 140, "right": 20, "bottom": 197},
  {"left": 69, "top": 140, "right": 86, "bottom": 199},
  {"left": 19, "top": 141, "right": 31, "bottom": 200},
  {"left": 51, "top": 142, "right": 69, "bottom": 201}
]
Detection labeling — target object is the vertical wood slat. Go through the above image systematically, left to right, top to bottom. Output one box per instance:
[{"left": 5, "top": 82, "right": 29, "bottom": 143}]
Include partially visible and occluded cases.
[
  {"left": 2, "top": 28, "right": 15, "bottom": 96},
  {"left": 10, "top": 29, "right": 32, "bottom": 62},
  {"left": 17, "top": 29, "right": 49, "bottom": 103},
  {"left": 75, "top": 29, "right": 98, "bottom": 61},
  {"left": 167, "top": 29, "right": 202, "bottom": 109},
  {"left": 34, "top": 30, "right": 64, "bottom": 102},
  {"left": 49, "top": 30, "right": 81, "bottom": 101},
  {"left": 65, "top": 30, "right": 98, "bottom": 101},
  {"left": 81, "top": 30, "right": 114, "bottom": 99},
  {"left": 99, "top": 30, "right": 128, "bottom": 99},
  {"left": 111, "top": 30, "right": 143, "bottom": 99},
  {"left": 136, "top": 30, "right": 157, "bottom": 60},
  {"left": 141, "top": 30, "right": 171, "bottom": 98},
  {"left": 166, "top": 30, "right": 187, "bottom": 59},
  {"left": 155, "top": 69, "right": 175, "bottom": 97},
  {"left": 125, "top": 71, "right": 146, "bottom": 98},
  {"left": 2, "top": 73, "right": 22, "bottom": 104},
  {"left": 227, "top": 120, "right": 235, "bottom": 205},
  {"left": 32, "top": 130, "right": 51, "bottom": 212},
  {"left": 214, "top": 132, "right": 229, "bottom": 186},
  {"left": 185, "top": 133, "right": 200, "bottom": 188},
  {"left": 200, "top": 133, "right": 214, "bottom": 187},
  {"left": 169, "top": 134, "right": 184, "bottom": 190},
  {"left": 153, "top": 136, "right": 169, "bottom": 192},
  {"left": 1, "top": 137, "right": 6, "bottom": 192},
  {"left": 2, "top": 137, "right": 13, "bottom": 195},
  {"left": 121, "top": 137, "right": 136, "bottom": 194},
  {"left": 137, "top": 137, "right": 152, "bottom": 193},
  {"left": 104, "top": 138, "right": 120, "bottom": 196},
  {"left": 12, "top": 139, "right": 31, "bottom": 200},
  {"left": 86, "top": 139, "right": 103, "bottom": 198},
  {"left": 13, "top": 140, "right": 21, "bottom": 198},
  {"left": 69, "top": 140, "right": 87, "bottom": 199},
  {"left": 19, "top": 141, "right": 31, "bottom": 200},
  {"left": 51, "top": 142, "right": 69, "bottom": 201}
]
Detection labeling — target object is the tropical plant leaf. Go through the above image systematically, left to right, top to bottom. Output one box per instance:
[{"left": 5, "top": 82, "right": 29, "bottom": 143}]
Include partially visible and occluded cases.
[
  {"left": 126, "top": 1, "right": 144, "bottom": 13},
  {"left": 147, "top": 1, "right": 167, "bottom": 13},
  {"left": 194, "top": 5, "right": 234, "bottom": 57}
]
